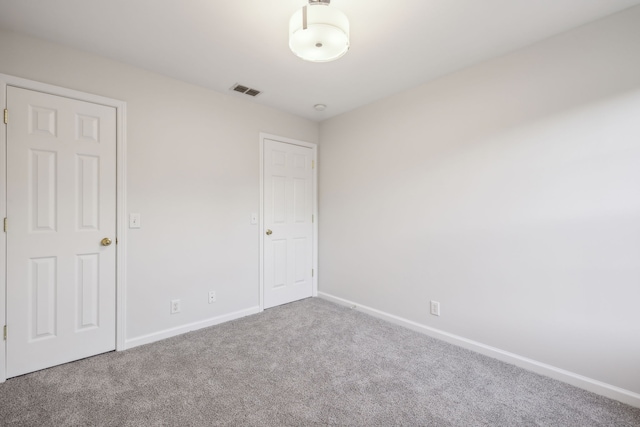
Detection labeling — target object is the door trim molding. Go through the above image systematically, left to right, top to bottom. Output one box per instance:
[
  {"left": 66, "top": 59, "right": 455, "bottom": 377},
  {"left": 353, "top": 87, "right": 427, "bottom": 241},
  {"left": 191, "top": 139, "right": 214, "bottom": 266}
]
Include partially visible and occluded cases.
[
  {"left": 0, "top": 73, "right": 128, "bottom": 382},
  {"left": 259, "top": 133, "right": 318, "bottom": 311}
]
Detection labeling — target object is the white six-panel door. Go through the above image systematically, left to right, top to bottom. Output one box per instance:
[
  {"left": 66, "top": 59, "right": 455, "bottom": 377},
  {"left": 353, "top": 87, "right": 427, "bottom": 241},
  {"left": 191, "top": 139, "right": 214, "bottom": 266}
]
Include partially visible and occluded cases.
[
  {"left": 6, "top": 86, "right": 116, "bottom": 377},
  {"left": 263, "top": 138, "right": 314, "bottom": 309}
]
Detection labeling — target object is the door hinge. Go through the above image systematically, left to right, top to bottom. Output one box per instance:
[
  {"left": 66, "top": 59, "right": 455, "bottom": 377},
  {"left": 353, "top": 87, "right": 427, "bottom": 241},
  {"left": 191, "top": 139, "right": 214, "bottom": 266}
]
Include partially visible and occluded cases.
[
  {"left": 3, "top": 109, "right": 7, "bottom": 124},
  {"left": 312, "top": 160, "right": 315, "bottom": 169},
  {"left": 312, "top": 214, "right": 314, "bottom": 223},
  {"left": 3, "top": 217, "right": 6, "bottom": 232},
  {"left": 312, "top": 269, "right": 314, "bottom": 277},
  {"left": 3, "top": 325, "right": 6, "bottom": 341}
]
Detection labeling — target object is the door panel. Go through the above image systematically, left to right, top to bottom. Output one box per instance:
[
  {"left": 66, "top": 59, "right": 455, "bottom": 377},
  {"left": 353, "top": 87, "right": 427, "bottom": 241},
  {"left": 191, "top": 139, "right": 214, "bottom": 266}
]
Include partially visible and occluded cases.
[
  {"left": 6, "top": 86, "right": 116, "bottom": 377},
  {"left": 263, "top": 139, "right": 314, "bottom": 309},
  {"left": 77, "top": 155, "right": 100, "bottom": 230},
  {"left": 77, "top": 253, "right": 100, "bottom": 330},
  {"left": 30, "top": 257, "right": 57, "bottom": 339}
]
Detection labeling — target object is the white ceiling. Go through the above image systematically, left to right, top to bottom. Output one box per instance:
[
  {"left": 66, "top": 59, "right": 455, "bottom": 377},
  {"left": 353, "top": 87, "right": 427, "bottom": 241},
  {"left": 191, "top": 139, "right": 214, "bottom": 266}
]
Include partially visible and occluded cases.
[{"left": 1, "top": 0, "right": 639, "bottom": 121}]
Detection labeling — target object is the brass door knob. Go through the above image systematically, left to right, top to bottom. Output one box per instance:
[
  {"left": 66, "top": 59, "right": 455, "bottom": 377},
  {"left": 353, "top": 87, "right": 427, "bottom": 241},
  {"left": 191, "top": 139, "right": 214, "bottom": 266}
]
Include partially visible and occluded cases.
[
  {"left": 266, "top": 229, "right": 273, "bottom": 236},
  {"left": 101, "top": 237, "right": 113, "bottom": 246}
]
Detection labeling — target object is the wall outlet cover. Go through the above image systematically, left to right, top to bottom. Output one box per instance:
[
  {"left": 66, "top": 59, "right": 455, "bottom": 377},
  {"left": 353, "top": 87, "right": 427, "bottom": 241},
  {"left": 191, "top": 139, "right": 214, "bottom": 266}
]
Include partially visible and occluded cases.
[
  {"left": 171, "top": 299, "right": 181, "bottom": 314},
  {"left": 430, "top": 301, "right": 440, "bottom": 316}
]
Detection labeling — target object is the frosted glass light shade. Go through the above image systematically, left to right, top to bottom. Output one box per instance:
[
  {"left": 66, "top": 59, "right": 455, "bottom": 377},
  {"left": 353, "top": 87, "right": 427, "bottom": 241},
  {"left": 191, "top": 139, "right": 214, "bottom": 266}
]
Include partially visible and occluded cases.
[{"left": 289, "top": 4, "right": 350, "bottom": 62}]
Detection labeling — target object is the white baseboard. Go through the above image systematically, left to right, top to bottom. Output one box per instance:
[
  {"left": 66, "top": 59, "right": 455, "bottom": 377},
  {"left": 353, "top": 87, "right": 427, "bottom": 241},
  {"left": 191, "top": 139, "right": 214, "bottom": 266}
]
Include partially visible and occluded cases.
[
  {"left": 318, "top": 292, "right": 640, "bottom": 408},
  {"left": 124, "top": 306, "right": 261, "bottom": 350}
]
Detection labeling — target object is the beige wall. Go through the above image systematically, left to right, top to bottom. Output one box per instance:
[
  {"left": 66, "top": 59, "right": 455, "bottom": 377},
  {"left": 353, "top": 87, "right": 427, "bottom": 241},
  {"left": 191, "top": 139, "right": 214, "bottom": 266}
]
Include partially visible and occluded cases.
[
  {"left": 319, "top": 7, "right": 640, "bottom": 396},
  {"left": 0, "top": 29, "right": 319, "bottom": 343}
]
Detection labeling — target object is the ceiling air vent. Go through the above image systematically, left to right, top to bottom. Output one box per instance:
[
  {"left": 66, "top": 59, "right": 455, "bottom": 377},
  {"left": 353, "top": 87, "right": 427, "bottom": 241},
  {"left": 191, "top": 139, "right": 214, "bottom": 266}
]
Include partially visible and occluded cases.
[{"left": 230, "top": 83, "right": 262, "bottom": 97}]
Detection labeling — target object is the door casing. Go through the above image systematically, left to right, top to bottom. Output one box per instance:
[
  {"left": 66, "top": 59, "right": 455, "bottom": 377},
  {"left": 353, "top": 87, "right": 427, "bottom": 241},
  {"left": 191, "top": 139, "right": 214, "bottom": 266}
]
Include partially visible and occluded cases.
[
  {"left": 0, "top": 73, "right": 128, "bottom": 382},
  {"left": 259, "top": 133, "right": 318, "bottom": 310}
]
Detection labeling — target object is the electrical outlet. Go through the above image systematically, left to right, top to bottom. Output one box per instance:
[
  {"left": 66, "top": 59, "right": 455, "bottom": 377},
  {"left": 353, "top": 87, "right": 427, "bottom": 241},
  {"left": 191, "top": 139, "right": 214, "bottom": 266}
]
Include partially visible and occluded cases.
[
  {"left": 208, "top": 291, "right": 216, "bottom": 304},
  {"left": 171, "top": 299, "right": 181, "bottom": 314},
  {"left": 430, "top": 300, "right": 440, "bottom": 316}
]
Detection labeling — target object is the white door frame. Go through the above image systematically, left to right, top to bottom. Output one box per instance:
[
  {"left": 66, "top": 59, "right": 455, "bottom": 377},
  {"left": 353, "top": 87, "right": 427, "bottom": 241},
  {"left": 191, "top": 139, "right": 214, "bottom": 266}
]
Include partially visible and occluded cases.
[
  {"left": 0, "top": 73, "right": 128, "bottom": 382},
  {"left": 259, "top": 133, "right": 318, "bottom": 310}
]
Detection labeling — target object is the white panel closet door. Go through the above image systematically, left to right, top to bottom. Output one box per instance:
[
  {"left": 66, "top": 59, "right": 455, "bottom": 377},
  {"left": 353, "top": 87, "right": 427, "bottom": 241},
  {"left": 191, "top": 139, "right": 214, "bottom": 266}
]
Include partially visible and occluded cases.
[
  {"left": 6, "top": 86, "right": 116, "bottom": 377},
  {"left": 263, "top": 139, "right": 313, "bottom": 309}
]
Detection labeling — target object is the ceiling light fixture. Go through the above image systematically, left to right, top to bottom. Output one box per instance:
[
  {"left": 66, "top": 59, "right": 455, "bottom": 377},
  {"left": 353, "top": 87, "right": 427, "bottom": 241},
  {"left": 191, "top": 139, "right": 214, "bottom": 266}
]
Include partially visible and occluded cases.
[{"left": 289, "top": 0, "right": 350, "bottom": 62}]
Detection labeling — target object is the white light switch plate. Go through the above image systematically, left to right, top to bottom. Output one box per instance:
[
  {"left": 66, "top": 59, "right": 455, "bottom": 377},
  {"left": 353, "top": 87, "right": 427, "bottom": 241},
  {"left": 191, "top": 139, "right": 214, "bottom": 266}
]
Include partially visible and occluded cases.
[
  {"left": 129, "top": 213, "right": 141, "bottom": 228},
  {"left": 251, "top": 213, "right": 258, "bottom": 225}
]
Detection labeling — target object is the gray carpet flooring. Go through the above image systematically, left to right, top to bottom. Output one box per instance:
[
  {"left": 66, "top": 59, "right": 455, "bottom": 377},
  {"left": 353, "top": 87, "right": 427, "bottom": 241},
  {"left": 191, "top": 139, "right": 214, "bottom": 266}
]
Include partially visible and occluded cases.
[{"left": 1, "top": 297, "right": 639, "bottom": 426}]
